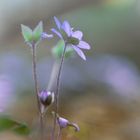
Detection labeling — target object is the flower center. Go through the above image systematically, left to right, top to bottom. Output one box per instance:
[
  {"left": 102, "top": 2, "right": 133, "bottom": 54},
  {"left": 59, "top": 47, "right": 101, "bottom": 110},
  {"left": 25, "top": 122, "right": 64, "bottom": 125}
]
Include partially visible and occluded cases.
[{"left": 67, "top": 37, "right": 79, "bottom": 45}]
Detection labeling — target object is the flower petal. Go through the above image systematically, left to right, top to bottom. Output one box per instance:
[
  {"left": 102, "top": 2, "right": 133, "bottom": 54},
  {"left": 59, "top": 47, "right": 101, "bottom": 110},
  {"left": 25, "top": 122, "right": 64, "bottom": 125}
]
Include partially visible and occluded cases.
[
  {"left": 54, "top": 16, "right": 61, "bottom": 30},
  {"left": 61, "top": 21, "right": 71, "bottom": 37},
  {"left": 51, "top": 28, "right": 62, "bottom": 39},
  {"left": 72, "top": 31, "right": 83, "bottom": 40},
  {"left": 41, "top": 32, "right": 53, "bottom": 39},
  {"left": 78, "top": 41, "right": 90, "bottom": 50},
  {"left": 72, "top": 45, "right": 86, "bottom": 60}
]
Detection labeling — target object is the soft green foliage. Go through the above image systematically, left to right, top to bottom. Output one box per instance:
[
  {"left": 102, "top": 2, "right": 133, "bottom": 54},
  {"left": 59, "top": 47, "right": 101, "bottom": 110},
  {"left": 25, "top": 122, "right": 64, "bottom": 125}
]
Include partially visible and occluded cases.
[
  {"left": 21, "top": 21, "right": 43, "bottom": 45},
  {"left": 33, "top": 21, "right": 43, "bottom": 43},
  {"left": 21, "top": 25, "right": 33, "bottom": 42},
  {"left": 52, "top": 40, "right": 74, "bottom": 59},
  {"left": 0, "top": 115, "right": 30, "bottom": 135},
  {"left": 12, "top": 124, "right": 30, "bottom": 135}
]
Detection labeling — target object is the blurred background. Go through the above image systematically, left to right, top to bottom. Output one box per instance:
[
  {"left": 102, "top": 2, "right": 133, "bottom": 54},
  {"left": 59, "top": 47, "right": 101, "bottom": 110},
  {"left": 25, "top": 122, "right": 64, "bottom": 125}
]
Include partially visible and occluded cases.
[{"left": 0, "top": 0, "right": 140, "bottom": 139}]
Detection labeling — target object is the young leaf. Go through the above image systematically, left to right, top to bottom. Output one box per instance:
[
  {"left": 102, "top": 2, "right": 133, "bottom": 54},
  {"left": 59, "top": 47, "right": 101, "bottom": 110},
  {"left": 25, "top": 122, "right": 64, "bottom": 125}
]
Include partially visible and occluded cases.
[
  {"left": 33, "top": 21, "right": 43, "bottom": 43},
  {"left": 21, "top": 24, "right": 33, "bottom": 42},
  {"left": 0, "top": 115, "right": 30, "bottom": 136},
  {"left": 0, "top": 116, "right": 18, "bottom": 131},
  {"left": 12, "top": 124, "right": 30, "bottom": 135}
]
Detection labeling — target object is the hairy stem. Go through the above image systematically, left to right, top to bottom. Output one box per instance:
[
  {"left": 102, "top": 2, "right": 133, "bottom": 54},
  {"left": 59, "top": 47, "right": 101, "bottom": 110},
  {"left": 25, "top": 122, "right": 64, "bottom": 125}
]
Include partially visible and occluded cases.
[
  {"left": 31, "top": 43, "right": 44, "bottom": 140},
  {"left": 51, "top": 43, "right": 67, "bottom": 140},
  {"left": 57, "top": 127, "right": 62, "bottom": 140}
]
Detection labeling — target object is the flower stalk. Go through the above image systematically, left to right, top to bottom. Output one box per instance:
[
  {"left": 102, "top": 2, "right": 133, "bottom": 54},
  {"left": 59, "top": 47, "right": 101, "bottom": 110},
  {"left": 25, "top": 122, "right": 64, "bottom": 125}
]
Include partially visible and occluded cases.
[
  {"left": 51, "top": 42, "right": 67, "bottom": 140},
  {"left": 31, "top": 43, "right": 44, "bottom": 140},
  {"left": 57, "top": 127, "right": 62, "bottom": 140}
]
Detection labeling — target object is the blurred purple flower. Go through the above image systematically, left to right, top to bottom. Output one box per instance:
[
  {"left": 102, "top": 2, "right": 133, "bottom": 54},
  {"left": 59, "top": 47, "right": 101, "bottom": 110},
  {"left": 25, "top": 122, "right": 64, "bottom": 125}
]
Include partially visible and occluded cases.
[
  {"left": 51, "top": 17, "right": 91, "bottom": 60},
  {"left": 88, "top": 55, "right": 140, "bottom": 98},
  {"left": 104, "top": 57, "right": 140, "bottom": 96},
  {"left": 0, "top": 75, "right": 14, "bottom": 111},
  {"left": 57, "top": 116, "right": 80, "bottom": 131}
]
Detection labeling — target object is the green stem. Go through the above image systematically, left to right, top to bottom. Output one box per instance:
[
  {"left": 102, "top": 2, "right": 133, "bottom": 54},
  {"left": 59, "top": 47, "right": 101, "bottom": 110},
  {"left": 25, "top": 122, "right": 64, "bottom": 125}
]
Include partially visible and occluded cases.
[
  {"left": 31, "top": 43, "right": 44, "bottom": 140},
  {"left": 51, "top": 43, "right": 67, "bottom": 140},
  {"left": 57, "top": 127, "right": 62, "bottom": 140}
]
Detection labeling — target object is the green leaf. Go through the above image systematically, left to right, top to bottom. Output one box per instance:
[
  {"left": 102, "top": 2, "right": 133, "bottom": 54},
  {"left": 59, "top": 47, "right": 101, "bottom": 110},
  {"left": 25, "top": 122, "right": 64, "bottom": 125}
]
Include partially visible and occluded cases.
[
  {"left": 33, "top": 21, "right": 43, "bottom": 43},
  {"left": 21, "top": 24, "right": 33, "bottom": 42},
  {"left": 52, "top": 40, "right": 74, "bottom": 59},
  {"left": 0, "top": 115, "right": 30, "bottom": 136},
  {"left": 0, "top": 116, "right": 18, "bottom": 131},
  {"left": 12, "top": 124, "right": 30, "bottom": 135}
]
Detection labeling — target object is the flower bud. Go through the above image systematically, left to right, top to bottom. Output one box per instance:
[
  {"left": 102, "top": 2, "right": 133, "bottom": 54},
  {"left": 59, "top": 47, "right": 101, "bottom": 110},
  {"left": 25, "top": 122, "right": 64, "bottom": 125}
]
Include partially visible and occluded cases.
[
  {"left": 39, "top": 90, "right": 54, "bottom": 107},
  {"left": 57, "top": 116, "right": 80, "bottom": 131},
  {"left": 57, "top": 117, "right": 69, "bottom": 128}
]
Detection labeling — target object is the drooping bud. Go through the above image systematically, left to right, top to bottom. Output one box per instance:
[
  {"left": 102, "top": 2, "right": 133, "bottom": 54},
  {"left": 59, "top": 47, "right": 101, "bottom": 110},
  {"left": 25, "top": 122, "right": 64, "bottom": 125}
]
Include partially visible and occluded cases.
[
  {"left": 39, "top": 90, "right": 54, "bottom": 107},
  {"left": 57, "top": 116, "right": 80, "bottom": 132},
  {"left": 57, "top": 117, "right": 69, "bottom": 128}
]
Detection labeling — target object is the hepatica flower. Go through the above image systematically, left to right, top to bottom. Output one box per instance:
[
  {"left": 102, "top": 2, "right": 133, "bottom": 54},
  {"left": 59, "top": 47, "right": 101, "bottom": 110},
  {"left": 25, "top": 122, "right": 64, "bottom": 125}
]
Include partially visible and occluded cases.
[{"left": 51, "top": 17, "right": 91, "bottom": 60}]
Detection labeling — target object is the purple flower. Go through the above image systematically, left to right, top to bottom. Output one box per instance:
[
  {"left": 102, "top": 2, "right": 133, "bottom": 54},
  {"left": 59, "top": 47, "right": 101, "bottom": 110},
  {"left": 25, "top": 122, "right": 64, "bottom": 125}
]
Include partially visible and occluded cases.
[
  {"left": 51, "top": 17, "right": 91, "bottom": 60},
  {"left": 39, "top": 90, "right": 54, "bottom": 107},
  {"left": 57, "top": 116, "right": 80, "bottom": 131}
]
